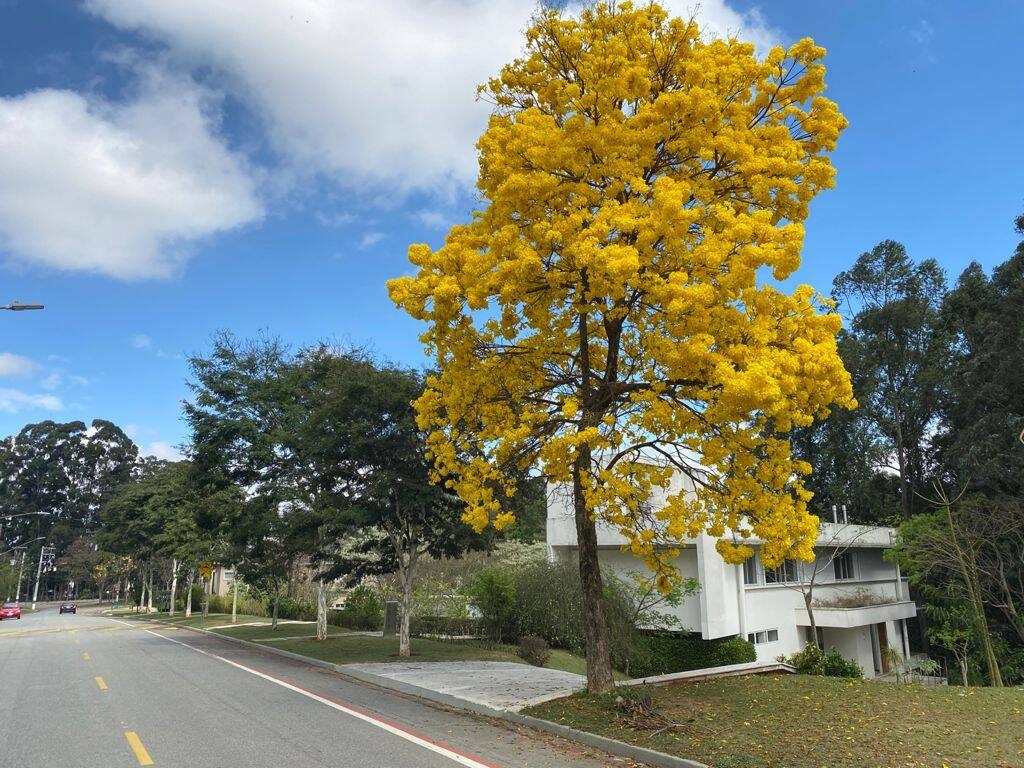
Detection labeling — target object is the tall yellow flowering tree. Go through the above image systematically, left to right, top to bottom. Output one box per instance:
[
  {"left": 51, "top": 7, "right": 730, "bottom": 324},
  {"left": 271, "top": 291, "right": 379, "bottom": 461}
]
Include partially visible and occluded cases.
[{"left": 389, "top": 2, "right": 852, "bottom": 693}]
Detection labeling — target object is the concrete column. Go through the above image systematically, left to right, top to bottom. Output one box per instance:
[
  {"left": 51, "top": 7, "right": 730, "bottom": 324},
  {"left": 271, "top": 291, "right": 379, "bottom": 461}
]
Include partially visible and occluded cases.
[{"left": 734, "top": 564, "right": 747, "bottom": 639}]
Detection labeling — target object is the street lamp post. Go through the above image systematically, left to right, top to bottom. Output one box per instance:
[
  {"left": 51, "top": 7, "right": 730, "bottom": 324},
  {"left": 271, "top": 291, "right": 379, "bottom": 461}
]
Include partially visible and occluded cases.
[{"left": 1, "top": 301, "right": 44, "bottom": 312}]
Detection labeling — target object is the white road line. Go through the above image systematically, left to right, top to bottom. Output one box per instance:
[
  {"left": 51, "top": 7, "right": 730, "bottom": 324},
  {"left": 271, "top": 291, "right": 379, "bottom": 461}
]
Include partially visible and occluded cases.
[{"left": 107, "top": 618, "right": 502, "bottom": 768}]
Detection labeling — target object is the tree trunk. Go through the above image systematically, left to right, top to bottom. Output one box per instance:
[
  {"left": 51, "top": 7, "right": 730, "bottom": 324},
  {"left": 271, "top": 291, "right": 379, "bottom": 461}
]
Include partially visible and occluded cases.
[
  {"left": 894, "top": 418, "right": 911, "bottom": 520},
  {"left": 572, "top": 448, "right": 615, "bottom": 694},
  {"left": 945, "top": 502, "right": 1003, "bottom": 686},
  {"left": 399, "top": 556, "right": 415, "bottom": 658},
  {"left": 168, "top": 559, "right": 178, "bottom": 617},
  {"left": 231, "top": 566, "right": 238, "bottom": 624},
  {"left": 146, "top": 568, "right": 154, "bottom": 613},
  {"left": 138, "top": 569, "right": 146, "bottom": 613},
  {"left": 185, "top": 571, "right": 194, "bottom": 618},
  {"left": 316, "top": 579, "right": 328, "bottom": 641},
  {"left": 271, "top": 582, "right": 280, "bottom": 629},
  {"left": 804, "top": 591, "right": 819, "bottom": 648}
]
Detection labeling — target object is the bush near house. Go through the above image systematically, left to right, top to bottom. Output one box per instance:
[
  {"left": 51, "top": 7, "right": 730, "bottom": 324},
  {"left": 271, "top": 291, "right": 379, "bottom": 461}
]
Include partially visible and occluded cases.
[
  {"left": 629, "top": 633, "right": 756, "bottom": 678},
  {"left": 781, "top": 643, "right": 863, "bottom": 678}
]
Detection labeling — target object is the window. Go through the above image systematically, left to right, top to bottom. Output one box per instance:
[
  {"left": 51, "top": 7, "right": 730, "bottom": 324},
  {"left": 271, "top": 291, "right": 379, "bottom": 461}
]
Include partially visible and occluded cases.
[
  {"left": 833, "top": 552, "right": 855, "bottom": 581},
  {"left": 742, "top": 554, "right": 759, "bottom": 585},
  {"left": 764, "top": 559, "right": 799, "bottom": 584},
  {"left": 747, "top": 628, "right": 780, "bottom": 645}
]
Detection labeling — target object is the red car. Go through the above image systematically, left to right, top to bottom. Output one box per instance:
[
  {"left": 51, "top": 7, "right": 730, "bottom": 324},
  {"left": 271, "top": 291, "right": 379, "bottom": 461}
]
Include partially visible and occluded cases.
[
  {"left": 59, "top": 602, "right": 77, "bottom": 615},
  {"left": 0, "top": 603, "right": 21, "bottom": 620}
]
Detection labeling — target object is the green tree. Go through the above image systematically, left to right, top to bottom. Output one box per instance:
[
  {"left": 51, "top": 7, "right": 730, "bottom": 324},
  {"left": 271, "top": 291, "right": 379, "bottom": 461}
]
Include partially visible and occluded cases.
[
  {"left": 937, "top": 214, "right": 1024, "bottom": 494},
  {"left": 832, "top": 241, "right": 947, "bottom": 519},
  {"left": 790, "top": 334, "right": 901, "bottom": 524},
  {"left": 311, "top": 360, "right": 490, "bottom": 656},
  {"left": 0, "top": 419, "right": 138, "bottom": 548},
  {"left": 893, "top": 490, "right": 1004, "bottom": 686}
]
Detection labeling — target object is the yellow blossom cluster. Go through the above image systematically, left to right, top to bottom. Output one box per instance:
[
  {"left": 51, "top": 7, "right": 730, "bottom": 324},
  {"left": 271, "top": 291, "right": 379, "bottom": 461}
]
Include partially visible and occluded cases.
[{"left": 388, "top": 2, "right": 852, "bottom": 583}]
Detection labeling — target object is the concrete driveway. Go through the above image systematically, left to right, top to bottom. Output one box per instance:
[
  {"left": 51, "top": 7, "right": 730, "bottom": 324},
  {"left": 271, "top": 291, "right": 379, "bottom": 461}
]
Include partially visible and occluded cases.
[{"left": 342, "top": 660, "right": 586, "bottom": 711}]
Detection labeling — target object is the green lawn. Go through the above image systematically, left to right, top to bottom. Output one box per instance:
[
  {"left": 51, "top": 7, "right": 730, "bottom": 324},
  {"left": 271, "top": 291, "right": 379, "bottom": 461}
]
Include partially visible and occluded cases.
[
  {"left": 141, "top": 611, "right": 601, "bottom": 677},
  {"left": 247, "top": 633, "right": 601, "bottom": 678},
  {"left": 525, "top": 674, "right": 1024, "bottom": 768}
]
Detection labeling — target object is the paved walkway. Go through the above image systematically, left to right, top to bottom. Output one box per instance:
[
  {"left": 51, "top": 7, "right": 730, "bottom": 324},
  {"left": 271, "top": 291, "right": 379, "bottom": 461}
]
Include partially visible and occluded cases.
[{"left": 342, "top": 661, "right": 586, "bottom": 711}]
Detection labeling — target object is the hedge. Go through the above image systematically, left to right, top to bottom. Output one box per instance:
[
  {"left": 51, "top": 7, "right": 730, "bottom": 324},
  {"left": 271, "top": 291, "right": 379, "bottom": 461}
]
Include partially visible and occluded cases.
[
  {"left": 328, "top": 608, "right": 382, "bottom": 631},
  {"left": 411, "top": 615, "right": 483, "bottom": 638},
  {"left": 630, "top": 632, "right": 756, "bottom": 677}
]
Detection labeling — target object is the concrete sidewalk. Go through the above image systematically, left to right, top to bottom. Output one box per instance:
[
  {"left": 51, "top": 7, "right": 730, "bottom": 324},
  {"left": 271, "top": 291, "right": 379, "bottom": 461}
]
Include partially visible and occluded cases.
[{"left": 341, "top": 660, "right": 586, "bottom": 711}]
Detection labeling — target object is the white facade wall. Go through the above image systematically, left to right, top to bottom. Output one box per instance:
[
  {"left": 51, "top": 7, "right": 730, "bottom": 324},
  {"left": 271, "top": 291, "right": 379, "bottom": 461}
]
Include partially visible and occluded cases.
[{"left": 547, "top": 480, "right": 917, "bottom": 677}]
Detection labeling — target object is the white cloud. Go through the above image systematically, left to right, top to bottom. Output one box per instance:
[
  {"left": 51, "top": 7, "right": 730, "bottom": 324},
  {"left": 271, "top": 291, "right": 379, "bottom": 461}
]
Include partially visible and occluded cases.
[
  {"left": 87, "top": 0, "right": 781, "bottom": 200},
  {"left": 0, "top": 69, "right": 263, "bottom": 279},
  {"left": 414, "top": 209, "right": 452, "bottom": 230},
  {"left": 359, "top": 231, "right": 386, "bottom": 249},
  {"left": 130, "top": 333, "right": 153, "bottom": 349},
  {"left": 0, "top": 352, "right": 37, "bottom": 377},
  {"left": 39, "top": 372, "right": 62, "bottom": 390},
  {"left": 0, "top": 388, "right": 62, "bottom": 413},
  {"left": 144, "top": 440, "right": 183, "bottom": 461}
]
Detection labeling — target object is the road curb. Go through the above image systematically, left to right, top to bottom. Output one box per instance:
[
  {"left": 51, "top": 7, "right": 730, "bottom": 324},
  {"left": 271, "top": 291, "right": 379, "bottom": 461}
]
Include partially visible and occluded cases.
[{"left": 137, "top": 616, "right": 708, "bottom": 768}]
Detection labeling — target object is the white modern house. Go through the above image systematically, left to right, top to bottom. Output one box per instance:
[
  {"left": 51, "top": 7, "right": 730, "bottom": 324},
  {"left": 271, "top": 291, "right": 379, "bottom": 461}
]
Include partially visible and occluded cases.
[{"left": 546, "top": 476, "right": 919, "bottom": 678}]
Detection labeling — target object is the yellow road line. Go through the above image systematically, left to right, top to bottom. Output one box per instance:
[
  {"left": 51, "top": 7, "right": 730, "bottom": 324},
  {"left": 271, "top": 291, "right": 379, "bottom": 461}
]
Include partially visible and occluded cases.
[
  {"left": 0, "top": 624, "right": 153, "bottom": 640},
  {"left": 82, "top": 651, "right": 91, "bottom": 661},
  {"left": 94, "top": 676, "right": 107, "bottom": 690},
  {"left": 125, "top": 731, "right": 154, "bottom": 766}
]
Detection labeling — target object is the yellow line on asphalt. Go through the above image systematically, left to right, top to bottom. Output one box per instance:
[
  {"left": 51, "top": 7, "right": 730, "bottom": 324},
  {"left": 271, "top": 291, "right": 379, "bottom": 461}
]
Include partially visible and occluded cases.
[
  {"left": 0, "top": 625, "right": 151, "bottom": 640},
  {"left": 82, "top": 651, "right": 91, "bottom": 661},
  {"left": 94, "top": 676, "right": 108, "bottom": 690},
  {"left": 125, "top": 731, "right": 154, "bottom": 765}
]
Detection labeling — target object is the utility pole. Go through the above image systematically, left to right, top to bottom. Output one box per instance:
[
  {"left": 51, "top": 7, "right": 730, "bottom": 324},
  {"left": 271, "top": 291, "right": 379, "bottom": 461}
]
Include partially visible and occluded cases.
[
  {"left": 31, "top": 545, "right": 55, "bottom": 610},
  {"left": 14, "top": 548, "right": 26, "bottom": 601}
]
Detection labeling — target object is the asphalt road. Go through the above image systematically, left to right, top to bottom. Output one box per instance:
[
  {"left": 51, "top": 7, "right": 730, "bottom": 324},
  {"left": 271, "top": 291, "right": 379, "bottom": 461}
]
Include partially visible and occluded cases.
[{"left": 0, "top": 606, "right": 634, "bottom": 768}]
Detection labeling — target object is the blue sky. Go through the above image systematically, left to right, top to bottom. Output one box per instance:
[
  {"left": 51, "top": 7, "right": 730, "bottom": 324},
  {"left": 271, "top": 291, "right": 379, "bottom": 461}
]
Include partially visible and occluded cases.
[{"left": 0, "top": 0, "right": 1021, "bottom": 458}]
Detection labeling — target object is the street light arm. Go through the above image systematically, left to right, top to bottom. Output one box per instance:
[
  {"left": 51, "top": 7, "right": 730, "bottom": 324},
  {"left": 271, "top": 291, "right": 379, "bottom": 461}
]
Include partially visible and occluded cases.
[{"left": 1, "top": 301, "right": 44, "bottom": 311}]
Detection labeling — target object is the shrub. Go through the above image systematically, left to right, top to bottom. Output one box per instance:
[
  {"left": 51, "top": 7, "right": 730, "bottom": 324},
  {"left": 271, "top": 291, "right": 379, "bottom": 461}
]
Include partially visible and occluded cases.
[
  {"left": 470, "top": 560, "right": 644, "bottom": 671},
  {"left": 469, "top": 568, "right": 517, "bottom": 643},
  {"left": 341, "top": 584, "right": 383, "bottom": 626},
  {"left": 207, "top": 593, "right": 267, "bottom": 616},
  {"left": 274, "top": 597, "right": 317, "bottom": 621},
  {"left": 328, "top": 608, "right": 382, "bottom": 631},
  {"left": 411, "top": 615, "right": 483, "bottom": 638},
  {"left": 630, "top": 633, "right": 756, "bottom": 678},
  {"left": 518, "top": 635, "right": 551, "bottom": 667},
  {"left": 784, "top": 642, "right": 826, "bottom": 675},
  {"left": 782, "top": 643, "right": 863, "bottom": 678},
  {"left": 822, "top": 648, "right": 864, "bottom": 678}
]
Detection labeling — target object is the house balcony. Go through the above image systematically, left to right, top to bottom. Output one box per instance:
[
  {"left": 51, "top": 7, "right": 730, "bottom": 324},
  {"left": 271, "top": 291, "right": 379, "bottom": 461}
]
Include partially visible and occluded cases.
[{"left": 794, "top": 589, "right": 917, "bottom": 630}]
